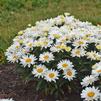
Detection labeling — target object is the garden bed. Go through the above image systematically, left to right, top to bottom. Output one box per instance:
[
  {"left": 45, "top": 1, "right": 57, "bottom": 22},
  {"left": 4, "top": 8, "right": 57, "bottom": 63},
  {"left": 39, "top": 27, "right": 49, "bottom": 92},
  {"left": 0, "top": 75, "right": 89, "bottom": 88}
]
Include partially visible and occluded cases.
[{"left": 0, "top": 64, "right": 81, "bottom": 101}]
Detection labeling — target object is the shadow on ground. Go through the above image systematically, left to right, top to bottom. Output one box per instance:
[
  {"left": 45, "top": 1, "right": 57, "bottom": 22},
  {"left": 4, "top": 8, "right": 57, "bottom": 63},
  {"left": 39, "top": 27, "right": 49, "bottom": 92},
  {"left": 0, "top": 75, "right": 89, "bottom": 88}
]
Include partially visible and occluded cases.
[{"left": 0, "top": 64, "right": 81, "bottom": 101}]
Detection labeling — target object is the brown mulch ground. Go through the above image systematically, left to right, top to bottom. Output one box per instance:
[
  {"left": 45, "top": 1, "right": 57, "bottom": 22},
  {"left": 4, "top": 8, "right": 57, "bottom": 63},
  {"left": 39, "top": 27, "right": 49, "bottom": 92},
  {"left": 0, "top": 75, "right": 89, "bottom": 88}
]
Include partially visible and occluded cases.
[{"left": 0, "top": 64, "right": 81, "bottom": 101}]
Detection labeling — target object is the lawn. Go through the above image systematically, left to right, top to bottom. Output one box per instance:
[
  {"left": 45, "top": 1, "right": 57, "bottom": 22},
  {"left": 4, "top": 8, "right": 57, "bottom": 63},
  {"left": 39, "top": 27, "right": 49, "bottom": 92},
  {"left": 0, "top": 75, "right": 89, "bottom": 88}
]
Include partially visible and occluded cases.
[{"left": 0, "top": 0, "right": 101, "bottom": 63}]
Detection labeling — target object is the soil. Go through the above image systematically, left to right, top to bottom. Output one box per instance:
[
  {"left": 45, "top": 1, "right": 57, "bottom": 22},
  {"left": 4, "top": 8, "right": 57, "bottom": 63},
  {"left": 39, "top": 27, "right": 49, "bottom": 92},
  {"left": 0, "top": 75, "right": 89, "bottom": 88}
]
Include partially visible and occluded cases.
[{"left": 0, "top": 64, "right": 81, "bottom": 101}]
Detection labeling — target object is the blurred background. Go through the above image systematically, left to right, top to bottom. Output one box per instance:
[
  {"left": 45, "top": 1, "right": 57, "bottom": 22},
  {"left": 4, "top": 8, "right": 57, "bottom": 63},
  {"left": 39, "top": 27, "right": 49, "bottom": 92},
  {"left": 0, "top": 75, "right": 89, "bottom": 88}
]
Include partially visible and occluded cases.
[{"left": 0, "top": 0, "right": 101, "bottom": 64}]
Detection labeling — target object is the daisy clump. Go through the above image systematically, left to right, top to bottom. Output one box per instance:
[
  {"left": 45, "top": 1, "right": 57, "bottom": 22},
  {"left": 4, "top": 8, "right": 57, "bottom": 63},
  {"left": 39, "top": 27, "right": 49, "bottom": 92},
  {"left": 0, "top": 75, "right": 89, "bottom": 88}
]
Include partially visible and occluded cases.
[{"left": 5, "top": 13, "right": 101, "bottom": 100}]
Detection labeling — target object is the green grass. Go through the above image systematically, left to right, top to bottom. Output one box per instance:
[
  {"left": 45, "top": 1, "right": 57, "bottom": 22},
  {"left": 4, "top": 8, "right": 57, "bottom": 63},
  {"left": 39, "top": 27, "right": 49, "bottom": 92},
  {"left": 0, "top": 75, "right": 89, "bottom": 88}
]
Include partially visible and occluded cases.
[{"left": 0, "top": 0, "right": 101, "bottom": 63}]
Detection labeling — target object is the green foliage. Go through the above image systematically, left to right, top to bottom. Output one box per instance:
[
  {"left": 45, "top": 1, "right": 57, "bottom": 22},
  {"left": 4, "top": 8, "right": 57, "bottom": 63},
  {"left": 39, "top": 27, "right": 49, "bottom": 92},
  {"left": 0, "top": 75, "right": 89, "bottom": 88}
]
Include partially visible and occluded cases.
[
  {"left": 14, "top": 44, "right": 100, "bottom": 97},
  {"left": 16, "top": 63, "right": 33, "bottom": 81}
]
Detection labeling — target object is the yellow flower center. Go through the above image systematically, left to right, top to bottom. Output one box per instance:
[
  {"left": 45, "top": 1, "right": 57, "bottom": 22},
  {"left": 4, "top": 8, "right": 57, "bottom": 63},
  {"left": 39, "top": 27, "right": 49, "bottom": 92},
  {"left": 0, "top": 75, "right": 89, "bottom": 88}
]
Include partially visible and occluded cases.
[
  {"left": 44, "top": 33, "right": 48, "bottom": 36},
  {"left": 86, "top": 33, "right": 92, "bottom": 37},
  {"left": 53, "top": 34, "right": 61, "bottom": 38},
  {"left": 83, "top": 36, "right": 88, "bottom": 40},
  {"left": 61, "top": 38, "right": 66, "bottom": 42},
  {"left": 19, "top": 40, "right": 23, "bottom": 44},
  {"left": 43, "top": 41, "right": 48, "bottom": 45},
  {"left": 78, "top": 41, "right": 84, "bottom": 45},
  {"left": 28, "top": 43, "right": 32, "bottom": 47},
  {"left": 60, "top": 44, "right": 66, "bottom": 49},
  {"left": 56, "top": 45, "right": 61, "bottom": 49},
  {"left": 96, "top": 45, "right": 101, "bottom": 50},
  {"left": 16, "top": 46, "right": 19, "bottom": 49},
  {"left": 65, "top": 47, "right": 71, "bottom": 52},
  {"left": 75, "top": 50, "right": 80, "bottom": 55},
  {"left": 13, "top": 55, "right": 18, "bottom": 59},
  {"left": 43, "top": 55, "right": 49, "bottom": 60},
  {"left": 25, "top": 58, "right": 32, "bottom": 63},
  {"left": 62, "top": 63, "right": 68, "bottom": 68},
  {"left": 37, "top": 68, "right": 43, "bottom": 73},
  {"left": 96, "top": 69, "right": 101, "bottom": 73},
  {"left": 67, "top": 70, "right": 72, "bottom": 76},
  {"left": 49, "top": 73, "right": 55, "bottom": 78},
  {"left": 87, "top": 92, "right": 95, "bottom": 97}
]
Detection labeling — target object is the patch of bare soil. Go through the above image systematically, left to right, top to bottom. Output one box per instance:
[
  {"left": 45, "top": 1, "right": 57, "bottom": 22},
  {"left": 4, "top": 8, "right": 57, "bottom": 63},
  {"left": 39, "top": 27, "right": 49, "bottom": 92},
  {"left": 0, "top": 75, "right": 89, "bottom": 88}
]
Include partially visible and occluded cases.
[{"left": 0, "top": 64, "right": 81, "bottom": 101}]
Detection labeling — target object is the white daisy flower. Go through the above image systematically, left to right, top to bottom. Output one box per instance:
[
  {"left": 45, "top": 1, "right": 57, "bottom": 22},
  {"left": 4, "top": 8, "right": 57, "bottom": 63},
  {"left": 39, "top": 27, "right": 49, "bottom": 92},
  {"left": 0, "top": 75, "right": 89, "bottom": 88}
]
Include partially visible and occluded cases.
[
  {"left": 54, "top": 15, "right": 65, "bottom": 25},
  {"left": 65, "top": 15, "right": 75, "bottom": 25},
  {"left": 35, "top": 20, "right": 53, "bottom": 33},
  {"left": 39, "top": 23, "right": 51, "bottom": 32},
  {"left": 60, "top": 25, "right": 69, "bottom": 34},
  {"left": 23, "top": 27, "right": 39, "bottom": 37},
  {"left": 48, "top": 29, "right": 62, "bottom": 39},
  {"left": 56, "top": 34, "right": 71, "bottom": 44},
  {"left": 13, "top": 35, "right": 23, "bottom": 42},
  {"left": 33, "top": 37, "right": 53, "bottom": 48},
  {"left": 34, "top": 37, "right": 53, "bottom": 48},
  {"left": 23, "top": 38, "right": 34, "bottom": 50},
  {"left": 73, "top": 39, "right": 87, "bottom": 48},
  {"left": 13, "top": 42, "right": 21, "bottom": 50},
  {"left": 51, "top": 43, "right": 71, "bottom": 52},
  {"left": 5, "top": 44, "right": 20, "bottom": 53},
  {"left": 50, "top": 44, "right": 62, "bottom": 52},
  {"left": 59, "top": 44, "right": 72, "bottom": 52},
  {"left": 19, "top": 47, "right": 30, "bottom": 55},
  {"left": 71, "top": 48, "right": 86, "bottom": 57},
  {"left": 86, "top": 51, "right": 101, "bottom": 60},
  {"left": 5, "top": 52, "right": 21, "bottom": 63},
  {"left": 39, "top": 52, "right": 54, "bottom": 63},
  {"left": 20, "top": 55, "right": 36, "bottom": 67},
  {"left": 57, "top": 60, "right": 73, "bottom": 70},
  {"left": 91, "top": 62, "right": 101, "bottom": 76},
  {"left": 92, "top": 62, "right": 101, "bottom": 70},
  {"left": 32, "top": 64, "right": 47, "bottom": 78},
  {"left": 92, "top": 67, "right": 101, "bottom": 76},
  {"left": 63, "top": 68, "right": 76, "bottom": 81},
  {"left": 44, "top": 69, "right": 59, "bottom": 82},
  {"left": 81, "top": 75, "right": 98, "bottom": 87},
  {"left": 81, "top": 86, "right": 100, "bottom": 101},
  {"left": 100, "top": 93, "right": 101, "bottom": 101},
  {"left": 0, "top": 98, "right": 14, "bottom": 101}
]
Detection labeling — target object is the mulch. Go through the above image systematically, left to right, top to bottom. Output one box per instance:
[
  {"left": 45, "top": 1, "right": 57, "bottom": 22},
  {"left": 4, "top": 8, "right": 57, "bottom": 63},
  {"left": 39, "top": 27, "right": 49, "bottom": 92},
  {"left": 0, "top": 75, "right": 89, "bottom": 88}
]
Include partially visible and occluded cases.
[{"left": 0, "top": 64, "right": 81, "bottom": 101}]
